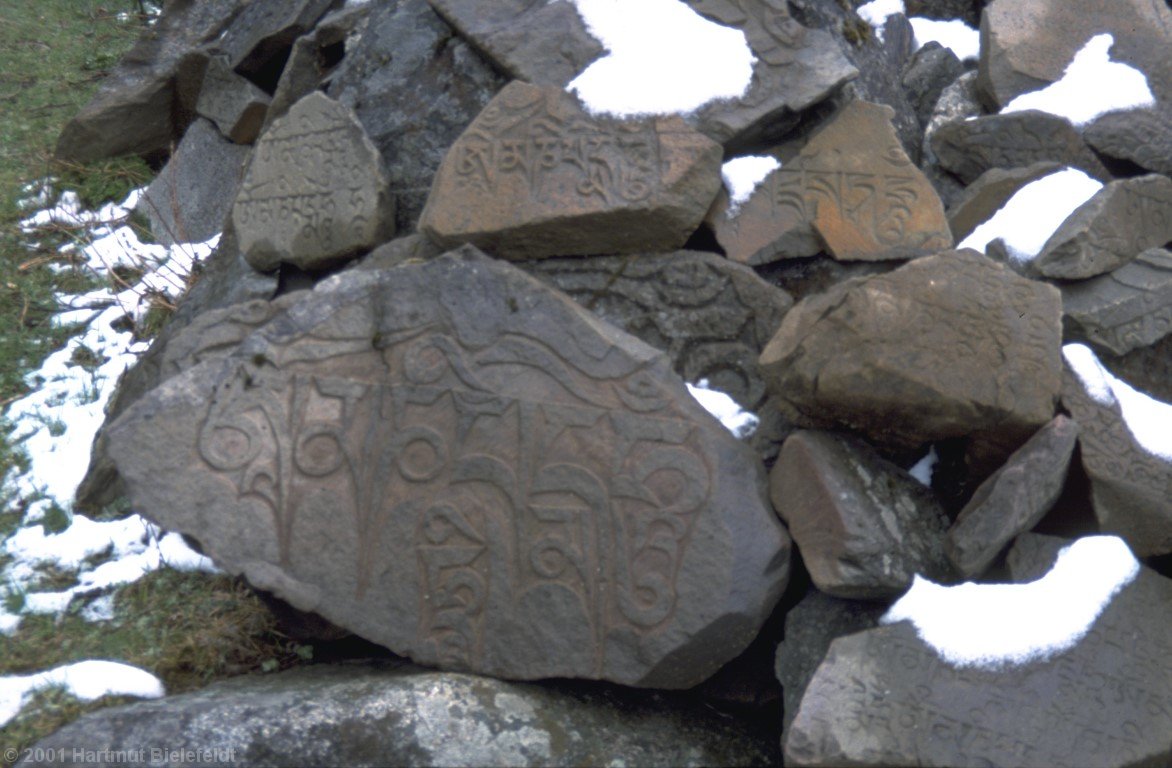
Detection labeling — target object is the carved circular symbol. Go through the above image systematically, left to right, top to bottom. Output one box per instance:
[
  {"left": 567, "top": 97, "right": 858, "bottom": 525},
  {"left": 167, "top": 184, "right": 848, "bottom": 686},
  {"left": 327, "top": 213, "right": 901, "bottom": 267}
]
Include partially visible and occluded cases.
[
  {"left": 404, "top": 339, "right": 447, "bottom": 384},
  {"left": 199, "top": 423, "right": 262, "bottom": 471},
  {"left": 294, "top": 425, "right": 346, "bottom": 477},
  {"left": 394, "top": 427, "right": 447, "bottom": 482},
  {"left": 530, "top": 540, "right": 571, "bottom": 579}
]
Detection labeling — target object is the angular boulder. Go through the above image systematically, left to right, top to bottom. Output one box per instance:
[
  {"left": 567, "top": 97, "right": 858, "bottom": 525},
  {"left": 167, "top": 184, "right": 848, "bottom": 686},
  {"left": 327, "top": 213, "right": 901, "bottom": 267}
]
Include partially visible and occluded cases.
[
  {"left": 211, "top": 0, "right": 334, "bottom": 88},
  {"left": 194, "top": 56, "right": 270, "bottom": 144},
  {"left": 232, "top": 92, "right": 395, "bottom": 272},
  {"left": 1085, "top": 107, "right": 1172, "bottom": 176},
  {"left": 947, "top": 162, "right": 1063, "bottom": 243},
  {"left": 107, "top": 248, "right": 791, "bottom": 688},
  {"left": 1062, "top": 248, "right": 1172, "bottom": 356}
]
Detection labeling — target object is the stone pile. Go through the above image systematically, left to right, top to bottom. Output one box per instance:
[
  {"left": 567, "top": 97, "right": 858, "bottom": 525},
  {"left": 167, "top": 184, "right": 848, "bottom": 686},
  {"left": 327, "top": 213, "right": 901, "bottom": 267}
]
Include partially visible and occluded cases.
[{"left": 36, "top": 0, "right": 1172, "bottom": 764}]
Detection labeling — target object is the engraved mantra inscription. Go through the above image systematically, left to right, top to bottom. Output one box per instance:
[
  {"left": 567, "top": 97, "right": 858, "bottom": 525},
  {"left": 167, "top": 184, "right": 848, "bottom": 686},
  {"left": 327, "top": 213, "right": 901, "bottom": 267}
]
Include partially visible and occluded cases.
[{"left": 195, "top": 331, "right": 711, "bottom": 672}]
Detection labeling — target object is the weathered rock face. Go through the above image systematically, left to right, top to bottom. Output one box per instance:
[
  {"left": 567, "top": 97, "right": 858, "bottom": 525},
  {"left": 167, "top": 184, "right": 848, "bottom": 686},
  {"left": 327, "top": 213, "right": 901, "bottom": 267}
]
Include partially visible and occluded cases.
[
  {"left": 212, "top": 0, "right": 335, "bottom": 88},
  {"left": 902, "top": 42, "right": 966, "bottom": 128},
  {"left": 194, "top": 56, "right": 270, "bottom": 144},
  {"left": 419, "top": 82, "right": 723, "bottom": 259},
  {"left": 232, "top": 92, "right": 395, "bottom": 272},
  {"left": 712, "top": 101, "right": 952, "bottom": 266},
  {"left": 1085, "top": 106, "right": 1172, "bottom": 176},
  {"left": 1033, "top": 175, "right": 1172, "bottom": 280},
  {"left": 107, "top": 248, "right": 791, "bottom": 688},
  {"left": 1062, "top": 248, "right": 1172, "bottom": 357},
  {"left": 759, "top": 250, "right": 1062, "bottom": 449},
  {"left": 523, "top": 251, "right": 792, "bottom": 410},
  {"left": 946, "top": 415, "right": 1078, "bottom": 579},
  {"left": 770, "top": 430, "right": 953, "bottom": 599},
  {"left": 784, "top": 541, "right": 1172, "bottom": 768},
  {"left": 23, "top": 662, "right": 778, "bottom": 768}
]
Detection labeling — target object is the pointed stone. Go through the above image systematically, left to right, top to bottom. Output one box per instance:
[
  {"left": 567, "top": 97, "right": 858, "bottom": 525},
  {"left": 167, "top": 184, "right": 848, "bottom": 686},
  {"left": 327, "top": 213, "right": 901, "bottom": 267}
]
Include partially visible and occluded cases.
[
  {"left": 195, "top": 56, "right": 271, "bottom": 144},
  {"left": 1062, "top": 248, "right": 1172, "bottom": 356}
]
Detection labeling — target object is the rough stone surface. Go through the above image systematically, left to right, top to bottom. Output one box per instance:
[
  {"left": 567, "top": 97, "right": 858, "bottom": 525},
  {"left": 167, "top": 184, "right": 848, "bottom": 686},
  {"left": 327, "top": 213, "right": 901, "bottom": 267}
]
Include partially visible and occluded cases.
[
  {"left": 212, "top": 0, "right": 334, "bottom": 88},
  {"left": 327, "top": 0, "right": 507, "bottom": 233},
  {"left": 906, "top": 0, "right": 981, "bottom": 27},
  {"left": 902, "top": 42, "right": 966, "bottom": 127},
  {"left": 195, "top": 56, "right": 271, "bottom": 144},
  {"left": 419, "top": 82, "right": 723, "bottom": 259},
  {"left": 232, "top": 92, "right": 395, "bottom": 272},
  {"left": 711, "top": 101, "right": 951, "bottom": 266},
  {"left": 1085, "top": 106, "right": 1172, "bottom": 177},
  {"left": 930, "top": 110, "right": 1111, "bottom": 184},
  {"left": 135, "top": 118, "right": 249, "bottom": 248},
  {"left": 947, "top": 161, "right": 1062, "bottom": 242},
  {"left": 1033, "top": 174, "right": 1172, "bottom": 281},
  {"left": 350, "top": 233, "right": 445, "bottom": 273},
  {"left": 107, "top": 248, "right": 791, "bottom": 688},
  {"left": 1062, "top": 248, "right": 1172, "bottom": 357},
  {"left": 759, "top": 250, "right": 1063, "bottom": 450},
  {"left": 522, "top": 251, "right": 792, "bottom": 410},
  {"left": 1098, "top": 331, "right": 1172, "bottom": 405},
  {"left": 1062, "top": 362, "right": 1172, "bottom": 557},
  {"left": 945, "top": 415, "right": 1078, "bottom": 579},
  {"left": 770, "top": 430, "right": 953, "bottom": 599},
  {"left": 784, "top": 555, "right": 1172, "bottom": 767},
  {"left": 23, "top": 662, "right": 778, "bottom": 768}
]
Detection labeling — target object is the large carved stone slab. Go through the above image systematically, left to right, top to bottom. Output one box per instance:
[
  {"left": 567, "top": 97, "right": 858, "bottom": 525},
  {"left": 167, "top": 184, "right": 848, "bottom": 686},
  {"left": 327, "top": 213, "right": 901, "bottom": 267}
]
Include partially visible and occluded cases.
[
  {"left": 419, "top": 82, "right": 722, "bottom": 259},
  {"left": 232, "top": 92, "right": 395, "bottom": 272},
  {"left": 712, "top": 101, "right": 952, "bottom": 266},
  {"left": 1085, "top": 107, "right": 1172, "bottom": 176},
  {"left": 1033, "top": 175, "right": 1172, "bottom": 280},
  {"left": 107, "top": 248, "right": 791, "bottom": 688},
  {"left": 1062, "top": 248, "right": 1172, "bottom": 356},
  {"left": 759, "top": 250, "right": 1062, "bottom": 450},
  {"left": 522, "top": 251, "right": 792, "bottom": 410},
  {"left": 770, "top": 430, "right": 953, "bottom": 599},
  {"left": 784, "top": 556, "right": 1172, "bottom": 767}
]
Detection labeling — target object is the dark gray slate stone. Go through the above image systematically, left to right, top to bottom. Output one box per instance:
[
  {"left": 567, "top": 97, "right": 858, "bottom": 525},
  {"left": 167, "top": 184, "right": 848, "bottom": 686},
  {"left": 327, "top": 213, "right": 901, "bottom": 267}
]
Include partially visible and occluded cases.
[
  {"left": 212, "top": 0, "right": 334, "bottom": 87},
  {"left": 327, "top": 0, "right": 507, "bottom": 232},
  {"left": 902, "top": 42, "right": 966, "bottom": 127},
  {"left": 194, "top": 56, "right": 270, "bottom": 144},
  {"left": 920, "top": 70, "right": 982, "bottom": 207},
  {"left": 1085, "top": 106, "right": 1172, "bottom": 176},
  {"left": 930, "top": 110, "right": 1111, "bottom": 184},
  {"left": 135, "top": 118, "right": 249, "bottom": 248},
  {"left": 947, "top": 162, "right": 1063, "bottom": 243},
  {"left": 1034, "top": 174, "right": 1172, "bottom": 280},
  {"left": 349, "top": 233, "right": 445, "bottom": 273},
  {"left": 107, "top": 248, "right": 791, "bottom": 688},
  {"left": 1062, "top": 248, "right": 1172, "bottom": 357},
  {"left": 522, "top": 251, "right": 793, "bottom": 411},
  {"left": 1098, "top": 331, "right": 1172, "bottom": 405},
  {"left": 945, "top": 415, "right": 1078, "bottom": 579},
  {"left": 770, "top": 430, "right": 953, "bottom": 599},
  {"left": 1005, "top": 531, "right": 1071, "bottom": 582},
  {"left": 784, "top": 553, "right": 1172, "bottom": 767},
  {"left": 22, "top": 662, "right": 779, "bottom": 768}
]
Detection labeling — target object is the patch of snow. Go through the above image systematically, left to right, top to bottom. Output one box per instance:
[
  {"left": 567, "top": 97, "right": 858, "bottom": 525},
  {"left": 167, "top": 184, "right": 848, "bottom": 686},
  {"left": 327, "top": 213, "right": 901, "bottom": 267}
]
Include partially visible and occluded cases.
[
  {"left": 565, "top": 0, "right": 755, "bottom": 117},
  {"left": 857, "top": 0, "right": 903, "bottom": 41},
  {"left": 909, "top": 17, "right": 979, "bottom": 61},
  {"left": 1002, "top": 34, "right": 1155, "bottom": 127},
  {"left": 721, "top": 156, "right": 781, "bottom": 215},
  {"left": 958, "top": 168, "right": 1103, "bottom": 263},
  {"left": 17, "top": 178, "right": 55, "bottom": 211},
  {"left": 1063, "top": 344, "right": 1172, "bottom": 462},
  {"left": 687, "top": 379, "right": 758, "bottom": 439},
  {"left": 908, "top": 445, "right": 938, "bottom": 486},
  {"left": 158, "top": 532, "right": 218, "bottom": 573},
  {"left": 882, "top": 535, "right": 1140, "bottom": 669},
  {"left": 0, "top": 612, "right": 21, "bottom": 636},
  {"left": 0, "top": 660, "right": 164, "bottom": 728}
]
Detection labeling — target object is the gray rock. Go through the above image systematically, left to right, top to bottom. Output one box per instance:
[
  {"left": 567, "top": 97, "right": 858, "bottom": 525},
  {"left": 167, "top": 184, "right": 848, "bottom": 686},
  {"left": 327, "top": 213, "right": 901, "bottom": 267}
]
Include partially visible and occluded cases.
[
  {"left": 212, "top": 0, "right": 334, "bottom": 88},
  {"left": 327, "top": 0, "right": 507, "bottom": 232},
  {"left": 905, "top": 0, "right": 981, "bottom": 27},
  {"left": 902, "top": 42, "right": 966, "bottom": 127},
  {"left": 195, "top": 56, "right": 270, "bottom": 144},
  {"left": 923, "top": 70, "right": 983, "bottom": 158},
  {"left": 419, "top": 82, "right": 723, "bottom": 260},
  {"left": 232, "top": 92, "right": 395, "bottom": 272},
  {"left": 1085, "top": 106, "right": 1172, "bottom": 176},
  {"left": 135, "top": 118, "right": 250, "bottom": 248},
  {"left": 947, "top": 162, "right": 1063, "bottom": 243},
  {"left": 1034, "top": 174, "right": 1172, "bottom": 280},
  {"left": 349, "top": 233, "right": 445, "bottom": 273},
  {"left": 107, "top": 248, "right": 791, "bottom": 688},
  {"left": 1062, "top": 248, "right": 1172, "bottom": 357},
  {"left": 521, "top": 251, "right": 793, "bottom": 410},
  {"left": 1097, "top": 331, "right": 1172, "bottom": 405},
  {"left": 946, "top": 415, "right": 1079, "bottom": 579},
  {"left": 770, "top": 430, "right": 953, "bottom": 599},
  {"left": 1004, "top": 531, "right": 1071, "bottom": 583},
  {"left": 22, "top": 662, "right": 778, "bottom": 767}
]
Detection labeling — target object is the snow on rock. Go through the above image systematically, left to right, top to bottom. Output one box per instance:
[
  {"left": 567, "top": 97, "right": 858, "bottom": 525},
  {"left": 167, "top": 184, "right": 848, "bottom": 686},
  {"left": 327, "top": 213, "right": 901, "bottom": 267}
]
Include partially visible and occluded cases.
[
  {"left": 565, "top": 0, "right": 755, "bottom": 117},
  {"left": 857, "top": 0, "right": 903, "bottom": 39},
  {"left": 909, "top": 17, "right": 979, "bottom": 61},
  {"left": 1002, "top": 34, "right": 1155, "bottom": 127},
  {"left": 721, "top": 155, "right": 781, "bottom": 215},
  {"left": 958, "top": 168, "right": 1103, "bottom": 263},
  {"left": 1063, "top": 343, "right": 1172, "bottom": 462},
  {"left": 687, "top": 379, "right": 759, "bottom": 439},
  {"left": 908, "top": 445, "right": 938, "bottom": 487},
  {"left": 882, "top": 535, "right": 1140, "bottom": 669},
  {"left": 0, "top": 660, "right": 164, "bottom": 728}
]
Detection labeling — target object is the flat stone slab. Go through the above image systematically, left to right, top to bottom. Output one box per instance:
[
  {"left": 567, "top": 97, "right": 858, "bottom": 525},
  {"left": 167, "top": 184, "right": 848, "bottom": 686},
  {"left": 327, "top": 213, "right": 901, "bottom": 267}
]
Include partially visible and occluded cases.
[
  {"left": 419, "top": 82, "right": 723, "bottom": 259},
  {"left": 232, "top": 91, "right": 395, "bottom": 272},
  {"left": 712, "top": 101, "right": 952, "bottom": 265},
  {"left": 1085, "top": 107, "right": 1172, "bottom": 176},
  {"left": 947, "top": 162, "right": 1063, "bottom": 243},
  {"left": 1034, "top": 174, "right": 1172, "bottom": 280},
  {"left": 107, "top": 248, "right": 791, "bottom": 688},
  {"left": 1062, "top": 248, "right": 1172, "bottom": 356},
  {"left": 759, "top": 249, "right": 1062, "bottom": 449},
  {"left": 770, "top": 430, "right": 953, "bottom": 599}
]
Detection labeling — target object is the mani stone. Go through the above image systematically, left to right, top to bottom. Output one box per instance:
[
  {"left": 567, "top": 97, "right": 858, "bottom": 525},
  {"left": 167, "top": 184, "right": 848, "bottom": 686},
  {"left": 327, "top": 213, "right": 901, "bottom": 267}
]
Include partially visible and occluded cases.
[
  {"left": 194, "top": 56, "right": 270, "bottom": 144},
  {"left": 419, "top": 82, "right": 723, "bottom": 260},
  {"left": 232, "top": 92, "right": 395, "bottom": 273},
  {"left": 711, "top": 101, "right": 952, "bottom": 266},
  {"left": 1085, "top": 107, "right": 1172, "bottom": 177},
  {"left": 930, "top": 111, "right": 1111, "bottom": 185},
  {"left": 947, "top": 162, "right": 1062, "bottom": 243},
  {"left": 1033, "top": 174, "right": 1172, "bottom": 281},
  {"left": 106, "top": 247, "right": 792, "bottom": 688},
  {"left": 1062, "top": 248, "right": 1172, "bottom": 357},
  {"left": 758, "top": 249, "right": 1062, "bottom": 450},
  {"left": 522, "top": 251, "right": 793, "bottom": 410},
  {"left": 1062, "top": 362, "right": 1172, "bottom": 558},
  {"left": 945, "top": 415, "right": 1078, "bottom": 579},
  {"left": 770, "top": 430, "right": 953, "bottom": 599},
  {"left": 784, "top": 553, "right": 1172, "bottom": 767}
]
